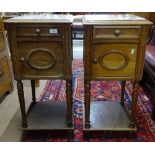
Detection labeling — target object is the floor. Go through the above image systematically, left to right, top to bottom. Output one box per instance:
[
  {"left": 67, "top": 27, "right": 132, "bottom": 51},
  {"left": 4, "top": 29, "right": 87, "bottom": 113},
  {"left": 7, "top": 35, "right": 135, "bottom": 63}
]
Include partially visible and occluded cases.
[
  {"left": 0, "top": 40, "right": 83, "bottom": 141},
  {"left": 73, "top": 40, "right": 83, "bottom": 59}
]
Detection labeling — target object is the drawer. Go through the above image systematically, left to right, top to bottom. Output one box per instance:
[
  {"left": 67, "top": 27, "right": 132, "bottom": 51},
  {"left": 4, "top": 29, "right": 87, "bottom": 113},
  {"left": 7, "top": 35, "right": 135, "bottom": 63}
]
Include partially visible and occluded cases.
[
  {"left": 16, "top": 25, "right": 62, "bottom": 37},
  {"left": 93, "top": 26, "right": 141, "bottom": 40},
  {"left": 16, "top": 41, "right": 65, "bottom": 78},
  {"left": 92, "top": 43, "right": 138, "bottom": 78},
  {"left": 0, "top": 57, "right": 9, "bottom": 80}
]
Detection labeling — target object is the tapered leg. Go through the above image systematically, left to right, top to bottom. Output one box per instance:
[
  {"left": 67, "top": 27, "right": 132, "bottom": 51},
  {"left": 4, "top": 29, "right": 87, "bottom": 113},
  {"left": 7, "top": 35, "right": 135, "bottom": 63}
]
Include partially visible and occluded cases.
[
  {"left": 66, "top": 79, "right": 73, "bottom": 128},
  {"left": 17, "top": 80, "right": 28, "bottom": 128},
  {"left": 31, "top": 80, "right": 36, "bottom": 105},
  {"left": 85, "top": 80, "right": 91, "bottom": 129},
  {"left": 121, "top": 81, "right": 126, "bottom": 105},
  {"left": 129, "top": 81, "right": 139, "bottom": 128}
]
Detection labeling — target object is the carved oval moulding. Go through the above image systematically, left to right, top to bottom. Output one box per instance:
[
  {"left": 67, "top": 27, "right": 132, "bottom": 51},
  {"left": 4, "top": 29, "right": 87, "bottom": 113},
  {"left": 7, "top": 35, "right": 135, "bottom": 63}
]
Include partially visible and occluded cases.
[
  {"left": 26, "top": 48, "right": 56, "bottom": 70},
  {"left": 99, "top": 50, "right": 129, "bottom": 70}
]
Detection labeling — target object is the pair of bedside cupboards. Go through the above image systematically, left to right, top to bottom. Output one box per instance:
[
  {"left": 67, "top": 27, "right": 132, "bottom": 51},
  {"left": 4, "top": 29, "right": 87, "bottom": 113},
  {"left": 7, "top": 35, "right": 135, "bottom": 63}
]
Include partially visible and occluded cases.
[{"left": 5, "top": 14, "right": 152, "bottom": 133}]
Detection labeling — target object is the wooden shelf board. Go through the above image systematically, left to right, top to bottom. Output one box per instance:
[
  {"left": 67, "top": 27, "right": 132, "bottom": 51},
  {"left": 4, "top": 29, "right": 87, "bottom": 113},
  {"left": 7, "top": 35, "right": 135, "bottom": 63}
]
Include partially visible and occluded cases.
[
  {"left": 21, "top": 101, "right": 73, "bottom": 131},
  {"left": 83, "top": 101, "right": 137, "bottom": 131}
]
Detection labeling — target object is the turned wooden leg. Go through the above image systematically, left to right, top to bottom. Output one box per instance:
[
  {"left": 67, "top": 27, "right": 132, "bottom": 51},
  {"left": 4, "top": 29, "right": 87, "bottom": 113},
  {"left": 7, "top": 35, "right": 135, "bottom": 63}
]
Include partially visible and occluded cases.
[
  {"left": 66, "top": 79, "right": 73, "bottom": 128},
  {"left": 17, "top": 80, "right": 28, "bottom": 128},
  {"left": 31, "top": 80, "right": 36, "bottom": 105},
  {"left": 85, "top": 80, "right": 91, "bottom": 129},
  {"left": 121, "top": 81, "right": 126, "bottom": 105},
  {"left": 129, "top": 81, "right": 139, "bottom": 128}
]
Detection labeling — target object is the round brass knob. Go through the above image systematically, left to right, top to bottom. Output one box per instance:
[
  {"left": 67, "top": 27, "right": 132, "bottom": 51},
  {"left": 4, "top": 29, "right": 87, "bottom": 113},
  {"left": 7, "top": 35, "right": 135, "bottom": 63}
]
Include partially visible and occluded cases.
[
  {"left": 36, "top": 28, "right": 41, "bottom": 34},
  {"left": 114, "top": 29, "right": 121, "bottom": 36},
  {"left": 20, "top": 57, "right": 25, "bottom": 62},
  {"left": 93, "top": 58, "right": 98, "bottom": 63}
]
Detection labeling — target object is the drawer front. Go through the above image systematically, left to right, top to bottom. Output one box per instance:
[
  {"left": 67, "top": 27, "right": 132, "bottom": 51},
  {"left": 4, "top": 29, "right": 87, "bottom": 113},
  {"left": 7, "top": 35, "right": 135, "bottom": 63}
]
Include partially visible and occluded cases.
[
  {"left": 17, "top": 25, "right": 62, "bottom": 37},
  {"left": 93, "top": 26, "right": 141, "bottom": 40},
  {"left": 16, "top": 41, "right": 64, "bottom": 78},
  {"left": 92, "top": 43, "right": 138, "bottom": 78},
  {"left": 0, "top": 57, "right": 9, "bottom": 81}
]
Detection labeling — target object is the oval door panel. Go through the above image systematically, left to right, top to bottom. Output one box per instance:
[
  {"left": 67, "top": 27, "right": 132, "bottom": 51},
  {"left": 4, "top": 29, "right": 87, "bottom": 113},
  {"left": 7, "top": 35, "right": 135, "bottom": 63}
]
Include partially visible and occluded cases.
[
  {"left": 27, "top": 48, "right": 56, "bottom": 70},
  {"left": 99, "top": 50, "right": 129, "bottom": 70}
]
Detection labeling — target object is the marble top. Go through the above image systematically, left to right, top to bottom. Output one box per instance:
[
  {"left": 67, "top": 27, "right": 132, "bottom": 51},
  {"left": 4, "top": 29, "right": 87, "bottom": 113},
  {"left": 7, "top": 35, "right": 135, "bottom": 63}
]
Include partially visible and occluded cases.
[
  {"left": 4, "top": 14, "right": 74, "bottom": 23},
  {"left": 4, "top": 14, "right": 152, "bottom": 26},
  {"left": 83, "top": 14, "right": 152, "bottom": 25}
]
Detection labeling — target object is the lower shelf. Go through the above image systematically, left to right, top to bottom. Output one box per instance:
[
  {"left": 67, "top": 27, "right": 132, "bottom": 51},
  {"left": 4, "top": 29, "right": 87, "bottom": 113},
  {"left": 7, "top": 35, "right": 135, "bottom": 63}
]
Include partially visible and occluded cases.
[
  {"left": 22, "top": 101, "right": 73, "bottom": 131},
  {"left": 83, "top": 101, "right": 137, "bottom": 131}
]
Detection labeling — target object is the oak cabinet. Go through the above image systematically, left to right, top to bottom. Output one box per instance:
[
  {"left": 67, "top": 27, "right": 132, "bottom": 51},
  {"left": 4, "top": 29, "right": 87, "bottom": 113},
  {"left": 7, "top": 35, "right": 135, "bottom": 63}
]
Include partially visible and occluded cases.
[
  {"left": 5, "top": 14, "right": 73, "bottom": 130},
  {"left": 83, "top": 14, "right": 152, "bottom": 131}
]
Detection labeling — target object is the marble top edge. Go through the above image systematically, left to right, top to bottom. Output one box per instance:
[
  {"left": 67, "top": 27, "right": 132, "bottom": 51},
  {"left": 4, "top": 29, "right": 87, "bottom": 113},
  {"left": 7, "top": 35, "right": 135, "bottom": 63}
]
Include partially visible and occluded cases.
[
  {"left": 4, "top": 14, "right": 74, "bottom": 23},
  {"left": 83, "top": 14, "right": 152, "bottom": 25},
  {"left": 83, "top": 14, "right": 146, "bottom": 21}
]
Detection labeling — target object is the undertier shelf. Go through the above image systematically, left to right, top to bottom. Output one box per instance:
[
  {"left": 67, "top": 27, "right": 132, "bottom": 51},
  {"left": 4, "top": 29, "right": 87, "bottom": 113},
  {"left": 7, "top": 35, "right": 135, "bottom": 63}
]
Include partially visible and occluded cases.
[
  {"left": 22, "top": 101, "right": 73, "bottom": 131},
  {"left": 83, "top": 101, "right": 137, "bottom": 131}
]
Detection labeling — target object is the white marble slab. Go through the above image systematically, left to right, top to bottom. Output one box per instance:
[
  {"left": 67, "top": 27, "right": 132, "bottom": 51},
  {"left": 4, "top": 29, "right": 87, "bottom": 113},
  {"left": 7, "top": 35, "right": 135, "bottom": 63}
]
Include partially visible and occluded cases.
[
  {"left": 4, "top": 14, "right": 74, "bottom": 23},
  {"left": 83, "top": 14, "right": 152, "bottom": 25}
]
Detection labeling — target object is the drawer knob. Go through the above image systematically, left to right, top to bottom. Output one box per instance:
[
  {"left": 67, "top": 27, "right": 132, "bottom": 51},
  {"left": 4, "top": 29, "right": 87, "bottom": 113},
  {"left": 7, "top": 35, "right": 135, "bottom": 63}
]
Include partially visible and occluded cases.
[
  {"left": 36, "top": 28, "right": 41, "bottom": 34},
  {"left": 114, "top": 29, "right": 121, "bottom": 36},
  {"left": 20, "top": 57, "right": 25, "bottom": 62},
  {"left": 93, "top": 58, "right": 98, "bottom": 63}
]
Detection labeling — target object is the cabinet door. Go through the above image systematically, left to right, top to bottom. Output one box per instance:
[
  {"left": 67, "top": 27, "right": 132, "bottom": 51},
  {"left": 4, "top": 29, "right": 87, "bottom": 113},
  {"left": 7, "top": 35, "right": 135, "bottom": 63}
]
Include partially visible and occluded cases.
[
  {"left": 16, "top": 41, "right": 64, "bottom": 79},
  {"left": 92, "top": 43, "right": 138, "bottom": 79}
]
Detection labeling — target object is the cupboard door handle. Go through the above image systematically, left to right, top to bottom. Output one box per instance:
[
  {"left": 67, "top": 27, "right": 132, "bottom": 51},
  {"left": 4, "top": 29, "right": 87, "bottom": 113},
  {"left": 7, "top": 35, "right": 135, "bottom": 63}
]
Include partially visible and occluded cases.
[
  {"left": 114, "top": 29, "right": 121, "bottom": 36},
  {"left": 20, "top": 57, "right": 25, "bottom": 62},
  {"left": 93, "top": 58, "right": 98, "bottom": 63}
]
